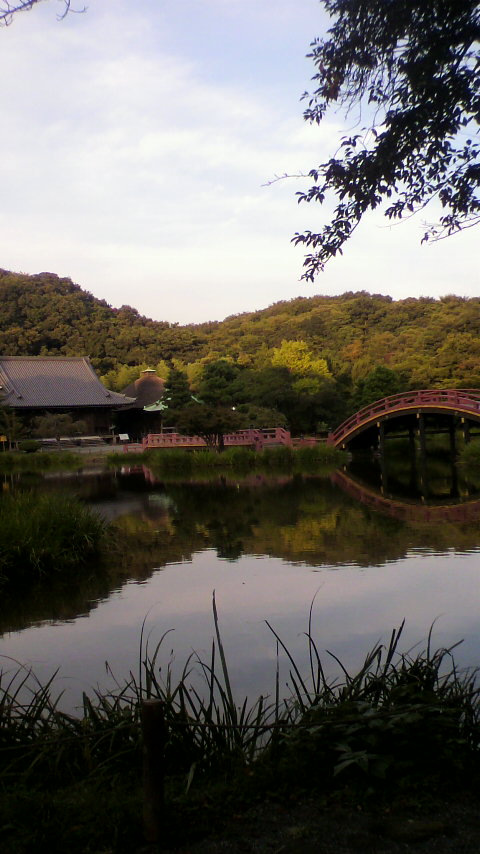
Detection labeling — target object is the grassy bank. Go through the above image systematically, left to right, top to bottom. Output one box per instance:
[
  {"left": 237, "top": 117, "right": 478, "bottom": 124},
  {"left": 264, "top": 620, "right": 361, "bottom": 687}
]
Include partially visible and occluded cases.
[
  {"left": 109, "top": 443, "right": 347, "bottom": 473},
  {"left": 0, "top": 450, "right": 84, "bottom": 472},
  {"left": 0, "top": 491, "right": 107, "bottom": 586},
  {"left": 1, "top": 614, "right": 478, "bottom": 853}
]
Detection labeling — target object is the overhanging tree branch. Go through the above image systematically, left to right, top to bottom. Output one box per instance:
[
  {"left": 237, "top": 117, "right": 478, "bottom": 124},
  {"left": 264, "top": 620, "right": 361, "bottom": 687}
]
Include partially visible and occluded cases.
[
  {"left": 0, "top": 0, "right": 85, "bottom": 26},
  {"left": 293, "top": 0, "right": 480, "bottom": 280}
]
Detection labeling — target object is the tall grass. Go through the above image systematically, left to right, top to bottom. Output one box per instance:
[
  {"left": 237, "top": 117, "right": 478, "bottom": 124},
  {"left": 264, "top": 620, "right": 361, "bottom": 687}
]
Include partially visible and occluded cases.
[
  {"left": 111, "top": 443, "right": 346, "bottom": 474},
  {"left": 0, "top": 451, "right": 84, "bottom": 472},
  {"left": 0, "top": 491, "right": 107, "bottom": 584},
  {"left": 1, "top": 604, "right": 478, "bottom": 792},
  {"left": 1, "top": 609, "right": 479, "bottom": 852}
]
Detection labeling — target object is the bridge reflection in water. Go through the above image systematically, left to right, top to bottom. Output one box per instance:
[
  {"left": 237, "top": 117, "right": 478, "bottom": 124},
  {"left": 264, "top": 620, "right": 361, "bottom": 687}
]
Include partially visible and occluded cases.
[{"left": 332, "top": 468, "right": 480, "bottom": 523}]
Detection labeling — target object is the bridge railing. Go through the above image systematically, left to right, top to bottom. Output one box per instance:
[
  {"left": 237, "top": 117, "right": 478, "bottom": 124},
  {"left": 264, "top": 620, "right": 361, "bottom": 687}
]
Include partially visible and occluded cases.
[
  {"left": 328, "top": 388, "right": 480, "bottom": 445},
  {"left": 142, "top": 427, "right": 292, "bottom": 451}
]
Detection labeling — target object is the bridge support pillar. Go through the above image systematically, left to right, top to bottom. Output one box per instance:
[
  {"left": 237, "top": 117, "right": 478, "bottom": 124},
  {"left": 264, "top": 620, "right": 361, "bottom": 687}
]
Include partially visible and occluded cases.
[
  {"left": 417, "top": 413, "right": 426, "bottom": 457},
  {"left": 417, "top": 414, "right": 429, "bottom": 497},
  {"left": 462, "top": 418, "right": 471, "bottom": 445},
  {"left": 377, "top": 421, "right": 385, "bottom": 455},
  {"left": 449, "top": 421, "right": 457, "bottom": 456},
  {"left": 408, "top": 426, "right": 416, "bottom": 457}
]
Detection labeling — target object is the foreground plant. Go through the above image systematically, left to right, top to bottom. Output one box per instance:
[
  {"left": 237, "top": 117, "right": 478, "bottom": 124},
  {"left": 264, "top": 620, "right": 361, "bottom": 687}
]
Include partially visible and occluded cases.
[
  {"left": 0, "top": 609, "right": 479, "bottom": 852},
  {"left": 1, "top": 609, "right": 479, "bottom": 786}
]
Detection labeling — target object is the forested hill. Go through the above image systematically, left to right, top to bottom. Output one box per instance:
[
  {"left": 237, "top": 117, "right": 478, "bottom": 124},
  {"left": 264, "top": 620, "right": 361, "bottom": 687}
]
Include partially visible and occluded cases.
[
  {"left": 2, "top": 268, "right": 480, "bottom": 397},
  {"left": 0, "top": 269, "right": 206, "bottom": 373}
]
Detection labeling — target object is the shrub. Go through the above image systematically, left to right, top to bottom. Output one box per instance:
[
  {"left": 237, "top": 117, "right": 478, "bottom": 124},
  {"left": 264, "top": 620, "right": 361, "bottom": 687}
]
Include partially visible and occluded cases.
[{"left": 18, "top": 440, "right": 41, "bottom": 454}]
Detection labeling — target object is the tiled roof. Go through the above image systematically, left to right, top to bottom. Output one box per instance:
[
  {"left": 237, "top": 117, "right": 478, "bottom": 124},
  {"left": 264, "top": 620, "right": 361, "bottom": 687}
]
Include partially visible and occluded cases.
[{"left": 0, "top": 357, "right": 135, "bottom": 408}]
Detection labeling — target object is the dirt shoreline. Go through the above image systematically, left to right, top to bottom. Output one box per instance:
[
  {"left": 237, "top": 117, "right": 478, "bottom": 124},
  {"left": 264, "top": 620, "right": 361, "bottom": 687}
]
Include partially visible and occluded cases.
[{"left": 157, "top": 794, "right": 480, "bottom": 853}]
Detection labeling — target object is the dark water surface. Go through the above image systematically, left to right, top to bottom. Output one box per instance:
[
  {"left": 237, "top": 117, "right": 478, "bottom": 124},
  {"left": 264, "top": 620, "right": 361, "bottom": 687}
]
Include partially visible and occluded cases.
[{"left": 1, "top": 456, "right": 480, "bottom": 711}]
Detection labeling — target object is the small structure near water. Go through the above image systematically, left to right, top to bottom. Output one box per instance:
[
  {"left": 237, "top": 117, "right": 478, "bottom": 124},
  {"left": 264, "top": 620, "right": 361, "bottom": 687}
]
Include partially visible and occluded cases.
[{"left": 118, "top": 369, "right": 166, "bottom": 440}]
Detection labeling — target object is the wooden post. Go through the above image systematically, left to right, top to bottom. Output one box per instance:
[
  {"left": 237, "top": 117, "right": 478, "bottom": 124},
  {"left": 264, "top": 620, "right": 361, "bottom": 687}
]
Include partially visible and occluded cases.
[
  {"left": 377, "top": 420, "right": 385, "bottom": 455},
  {"left": 449, "top": 420, "right": 457, "bottom": 456},
  {"left": 409, "top": 425, "right": 416, "bottom": 457},
  {"left": 141, "top": 699, "right": 166, "bottom": 846}
]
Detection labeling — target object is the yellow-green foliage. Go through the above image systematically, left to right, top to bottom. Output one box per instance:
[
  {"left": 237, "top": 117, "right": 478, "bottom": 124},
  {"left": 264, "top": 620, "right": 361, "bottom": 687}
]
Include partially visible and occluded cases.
[
  {"left": 3, "top": 269, "right": 480, "bottom": 394},
  {"left": 271, "top": 339, "right": 331, "bottom": 378}
]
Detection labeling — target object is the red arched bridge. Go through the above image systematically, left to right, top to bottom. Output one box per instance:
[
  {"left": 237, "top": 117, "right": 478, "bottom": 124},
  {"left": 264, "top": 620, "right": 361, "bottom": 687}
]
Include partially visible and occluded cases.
[{"left": 327, "top": 389, "right": 480, "bottom": 450}]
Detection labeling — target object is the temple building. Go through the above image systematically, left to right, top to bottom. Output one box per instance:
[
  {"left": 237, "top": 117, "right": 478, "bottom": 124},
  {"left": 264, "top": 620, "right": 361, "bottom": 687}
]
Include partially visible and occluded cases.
[
  {"left": 0, "top": 356, "right": 135, "bottom": 436},
  {"left": 117, "top": 368, "right": 167, "bottom": 440}
]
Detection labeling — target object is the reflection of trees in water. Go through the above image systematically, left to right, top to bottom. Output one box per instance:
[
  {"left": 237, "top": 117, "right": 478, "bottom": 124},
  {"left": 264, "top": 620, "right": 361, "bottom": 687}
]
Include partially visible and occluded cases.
[
  {"left": 3, "top": 468, "right": 480, "bottom": 635},
  {"left": 144, "top": 474, "right": 480, "bottom": 567}
]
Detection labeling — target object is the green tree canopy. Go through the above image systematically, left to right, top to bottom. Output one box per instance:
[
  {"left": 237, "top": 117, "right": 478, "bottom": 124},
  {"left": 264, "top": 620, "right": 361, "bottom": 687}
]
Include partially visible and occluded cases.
[
  {"left": 294, "top": 0, "right": 480, "bottom": 279},
  {"left": 197, "top": 359, "right": 241, "bottom": 407},
  {"left": 353, "top": 365, "right": 404, "bottom": 411},
  {"left": 163, "top": 367, "right": 192, "bottom": 416},
  {"left": 175, "top": 402, "right": 243, "bottom": 451},
  {"left": 32, "top": 413, "right": 87, "bottom": 438}
]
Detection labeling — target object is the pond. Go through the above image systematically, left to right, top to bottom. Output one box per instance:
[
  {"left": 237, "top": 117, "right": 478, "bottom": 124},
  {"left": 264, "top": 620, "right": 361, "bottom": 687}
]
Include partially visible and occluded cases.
[{"left": 1, "top": 454, "right": 480, "bottom": 712}]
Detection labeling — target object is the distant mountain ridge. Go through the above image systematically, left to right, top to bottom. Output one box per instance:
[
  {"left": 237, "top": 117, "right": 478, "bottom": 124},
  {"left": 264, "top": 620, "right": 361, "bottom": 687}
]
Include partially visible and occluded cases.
[{"left": 1, "top": 268, "right": 480, "bottom": 391}]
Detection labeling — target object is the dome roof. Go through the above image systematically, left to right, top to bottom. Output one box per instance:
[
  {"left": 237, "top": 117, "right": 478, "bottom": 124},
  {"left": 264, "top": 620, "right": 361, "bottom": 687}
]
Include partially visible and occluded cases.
[{"left": 121, "top": 369, "right": 165, "bottom": 409}]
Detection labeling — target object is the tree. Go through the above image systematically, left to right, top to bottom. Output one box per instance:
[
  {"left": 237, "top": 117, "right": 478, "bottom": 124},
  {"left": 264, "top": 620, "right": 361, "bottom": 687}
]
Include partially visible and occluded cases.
[
  {"left": 0, "top": 0, "right": 79, "bottom": 26},
  {"left": 293, "top": 0, "right": 480, "bottom": 279},
  {"left": 270, "top": 340, "right": 331, "bottom": 378},
  {"left": 197, "top": 359, "right": 241, "bottom": 407},
  {"left": 100, "top": 363, "right": 150, "bottom": 392},
  {"left": 352, "top": 365, "right": 404, "bottom": 411},
  {"left": 162, "top": 366, "right": 192, "bottom": 423},
  {"left": 175, "top": 402, "right": 242, "bottom": 451},
  {"left": 235, "top": 403, "right": 288, "bottom": 428},
  {"left": 0, "top": 406, "right": 27, "bottom": 449},
  {"left": 32, "top": 412, "right": 87, "bottom": 438}
]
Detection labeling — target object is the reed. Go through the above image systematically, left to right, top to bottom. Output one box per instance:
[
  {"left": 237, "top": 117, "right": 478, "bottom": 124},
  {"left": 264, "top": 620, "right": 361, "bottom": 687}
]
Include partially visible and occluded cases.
[
  {"left": 111, "top": 444, "right": 346, "bottom": 474},
  {"left": 0, "top": 451, "right": 84, "bottom": 472},
  {"left": 0, "top": 491, "right": 107, "bottom": 584},
  {"left": 1, "top": 608, "right": 478, "bottom": 786},
  {"left": 1, "top": 610, "right": 478, "bottom": 852}
]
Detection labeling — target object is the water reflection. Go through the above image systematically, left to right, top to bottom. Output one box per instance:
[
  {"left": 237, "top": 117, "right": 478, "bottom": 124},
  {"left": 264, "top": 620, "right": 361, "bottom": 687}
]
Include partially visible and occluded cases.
[
  {"left": 346, "top": 449, "right": 480, "bottom": 503},
  {"left": 1, "top": 458, "right": 480, "bottom": 709},
  {"left": 333, "top": 469, "right": 480, "bottom": 522}
]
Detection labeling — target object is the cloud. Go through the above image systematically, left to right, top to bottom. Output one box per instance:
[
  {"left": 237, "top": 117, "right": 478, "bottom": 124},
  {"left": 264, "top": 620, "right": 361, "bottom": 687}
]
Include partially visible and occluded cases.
[{"left": 0, "top": 0, "right": 477, "bottom": 323}]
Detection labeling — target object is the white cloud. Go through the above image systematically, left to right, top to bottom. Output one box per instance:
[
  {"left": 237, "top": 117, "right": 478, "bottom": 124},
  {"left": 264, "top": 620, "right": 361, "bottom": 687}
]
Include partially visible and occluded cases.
[{"left": 0, "top": 0, "right": 478, "bottom": 323}]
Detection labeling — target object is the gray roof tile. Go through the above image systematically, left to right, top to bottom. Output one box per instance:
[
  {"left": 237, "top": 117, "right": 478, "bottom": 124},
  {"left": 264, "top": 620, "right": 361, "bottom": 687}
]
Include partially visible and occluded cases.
[{"left": 0, "top": 357, "right": 135, "bottom": 408}]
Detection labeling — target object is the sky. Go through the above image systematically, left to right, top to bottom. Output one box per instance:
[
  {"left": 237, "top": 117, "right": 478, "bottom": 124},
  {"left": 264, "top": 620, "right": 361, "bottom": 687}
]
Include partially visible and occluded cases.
[{"left": 0, "top": 0, "right": 478, "bottom": 325}]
